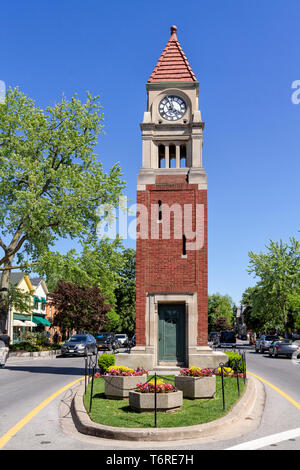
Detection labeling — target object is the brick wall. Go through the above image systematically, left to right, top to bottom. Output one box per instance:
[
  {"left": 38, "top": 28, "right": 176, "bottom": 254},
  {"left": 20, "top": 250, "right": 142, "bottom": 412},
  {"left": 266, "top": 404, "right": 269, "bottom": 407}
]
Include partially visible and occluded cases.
[{"left": 135, "top": 180, "right": 208, "bottom": 347}]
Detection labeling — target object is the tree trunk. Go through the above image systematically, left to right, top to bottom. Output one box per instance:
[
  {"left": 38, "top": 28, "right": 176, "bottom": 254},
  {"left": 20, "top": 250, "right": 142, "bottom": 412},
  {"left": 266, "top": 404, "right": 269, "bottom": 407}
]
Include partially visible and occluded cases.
[{"left": 0, "top": 255, "right": 13, "bottom": 332}]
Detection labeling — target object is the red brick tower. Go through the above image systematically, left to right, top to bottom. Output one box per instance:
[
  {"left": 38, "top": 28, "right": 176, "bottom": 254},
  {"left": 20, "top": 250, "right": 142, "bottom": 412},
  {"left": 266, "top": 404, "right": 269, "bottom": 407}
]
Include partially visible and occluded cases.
[{"left": 117, "top": 26, "right": 226, "bottom": 370}]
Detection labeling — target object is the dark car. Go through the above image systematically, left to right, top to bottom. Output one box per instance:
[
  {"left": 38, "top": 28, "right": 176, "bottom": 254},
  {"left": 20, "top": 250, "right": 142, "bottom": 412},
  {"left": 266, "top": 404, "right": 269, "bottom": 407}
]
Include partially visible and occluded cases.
[
  {"left": 219, "top": 331, "right": 236, "bottom": 348},
  {"left": 95, "top": 332, "right": 120, "bottom": 351},
  {"left": 61, "top": 334, "right": 97, "bottom": 357}
]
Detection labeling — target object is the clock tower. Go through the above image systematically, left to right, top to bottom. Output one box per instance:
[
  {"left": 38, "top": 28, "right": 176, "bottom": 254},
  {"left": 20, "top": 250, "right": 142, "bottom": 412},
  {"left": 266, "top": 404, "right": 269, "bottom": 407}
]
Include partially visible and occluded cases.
[{"left": 116, "top": 26, "right": 226, "bottom": 370}]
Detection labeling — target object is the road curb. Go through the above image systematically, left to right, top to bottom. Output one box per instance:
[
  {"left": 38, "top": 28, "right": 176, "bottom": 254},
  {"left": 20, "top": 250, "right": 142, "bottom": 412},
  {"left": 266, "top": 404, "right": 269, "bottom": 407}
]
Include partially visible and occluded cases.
[
  {"left": 8, "top": 349, "right": 61, "bottom": 359},
  {"left": 70, "top": 375, "right": 265, "bottom": 442}
]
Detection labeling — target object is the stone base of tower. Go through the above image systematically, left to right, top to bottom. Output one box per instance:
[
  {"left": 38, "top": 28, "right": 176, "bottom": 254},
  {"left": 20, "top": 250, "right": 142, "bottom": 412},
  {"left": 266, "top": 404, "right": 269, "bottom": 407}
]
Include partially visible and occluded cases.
[{"left": 114, "top": 346, "right": 228, "bottom": 372}]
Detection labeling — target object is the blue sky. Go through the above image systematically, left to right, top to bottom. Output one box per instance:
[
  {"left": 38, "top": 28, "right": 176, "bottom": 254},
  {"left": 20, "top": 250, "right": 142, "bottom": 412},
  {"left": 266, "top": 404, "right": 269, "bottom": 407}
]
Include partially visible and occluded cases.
[{"left": 1, "top": 1, "right": 300, "bottom": 304}]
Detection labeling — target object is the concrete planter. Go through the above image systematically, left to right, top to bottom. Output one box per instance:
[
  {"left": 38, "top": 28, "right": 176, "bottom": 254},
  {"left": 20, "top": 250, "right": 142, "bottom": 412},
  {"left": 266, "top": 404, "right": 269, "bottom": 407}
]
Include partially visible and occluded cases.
[
  {"left": 104, "top": 375, "right": 147, "bottom": 399},
  {"left": 175, "top": 375, "right": 216, "bottom": 399},
  {"left": 129, "top": 390, "right": 183, "bottom": 412}
]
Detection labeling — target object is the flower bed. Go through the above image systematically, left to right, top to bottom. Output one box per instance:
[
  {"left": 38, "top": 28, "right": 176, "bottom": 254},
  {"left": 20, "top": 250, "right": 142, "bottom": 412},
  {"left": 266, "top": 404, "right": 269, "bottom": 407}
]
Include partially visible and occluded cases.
[
  {"left": 101, "top": 365, "right": 148, "bottom": 399},
  {"left": 105, "top": 365, "right": 148, "bottom": 376},
  {"left": 175, "top": 367, "right": 216, "bottom": 399},
  {"left": 179, "top": 367, "right": 215, "bottom": 377},
  {"left": 215, "top": 367, "right": 246, "bottom": 379},
  {"left": 129, "top": 378, "right": 182, "bottom": 412},
  {"left": 136, "top": 378, "right": 177, "bottom": 394}
]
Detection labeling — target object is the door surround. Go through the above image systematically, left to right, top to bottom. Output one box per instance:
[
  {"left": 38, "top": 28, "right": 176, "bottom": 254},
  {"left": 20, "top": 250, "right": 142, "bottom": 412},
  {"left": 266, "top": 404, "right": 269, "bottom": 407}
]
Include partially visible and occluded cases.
[{"left": 145, "top": 292, "right": 198, "bottom": 367}]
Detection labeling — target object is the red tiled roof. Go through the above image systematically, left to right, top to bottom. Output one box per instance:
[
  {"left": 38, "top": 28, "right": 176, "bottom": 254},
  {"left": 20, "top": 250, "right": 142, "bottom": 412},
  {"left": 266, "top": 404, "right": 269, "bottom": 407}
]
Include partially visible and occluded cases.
[{"left": 148, "top": 26, "right": 197, "bottom": 83}]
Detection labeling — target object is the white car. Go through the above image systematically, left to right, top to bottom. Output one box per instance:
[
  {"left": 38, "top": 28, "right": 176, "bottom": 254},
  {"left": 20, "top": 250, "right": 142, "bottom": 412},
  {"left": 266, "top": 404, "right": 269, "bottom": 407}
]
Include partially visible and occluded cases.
[{"left": 115, "top": 334, "right": 129, "bottom": 347}]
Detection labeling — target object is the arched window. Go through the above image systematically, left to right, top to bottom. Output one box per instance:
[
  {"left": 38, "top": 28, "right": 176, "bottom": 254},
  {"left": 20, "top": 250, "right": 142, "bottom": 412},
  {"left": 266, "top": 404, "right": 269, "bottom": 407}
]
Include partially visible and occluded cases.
[
  {"left": 158, "top": 144, "right": 165, "bottom": 168},
  {"left": 169, "top": 144, "right": 176, "bottom": 168},
  {"left": 180, "top": 144, "right": 187, "bottom": 168}
]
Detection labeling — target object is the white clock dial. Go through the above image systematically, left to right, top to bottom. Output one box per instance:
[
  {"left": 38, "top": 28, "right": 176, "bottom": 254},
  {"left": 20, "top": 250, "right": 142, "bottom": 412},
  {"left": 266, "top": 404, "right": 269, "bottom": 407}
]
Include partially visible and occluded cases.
[{"left": 159, "top": 95, "right": 187, "bottom": 121}]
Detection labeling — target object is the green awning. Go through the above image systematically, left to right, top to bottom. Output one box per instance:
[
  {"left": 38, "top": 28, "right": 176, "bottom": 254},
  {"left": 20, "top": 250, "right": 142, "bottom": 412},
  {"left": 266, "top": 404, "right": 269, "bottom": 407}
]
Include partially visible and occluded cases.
[
  {"left": 14, "top": 313, "right": 30, "bottom": 321},
  {"left": 32, "top": 315, "right": 51, "bottom": 326}
]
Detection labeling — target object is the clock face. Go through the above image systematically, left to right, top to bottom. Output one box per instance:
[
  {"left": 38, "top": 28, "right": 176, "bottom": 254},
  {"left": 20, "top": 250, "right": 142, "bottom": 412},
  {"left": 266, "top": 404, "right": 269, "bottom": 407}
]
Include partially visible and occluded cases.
[{"left": 159, "top": 95, "right": 187, "bottom": 121}]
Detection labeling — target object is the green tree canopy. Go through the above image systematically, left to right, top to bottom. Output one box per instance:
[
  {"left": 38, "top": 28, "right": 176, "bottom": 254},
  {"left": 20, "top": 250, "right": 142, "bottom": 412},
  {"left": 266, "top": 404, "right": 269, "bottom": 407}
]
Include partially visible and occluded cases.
[
  {"left": 0, "top": 87, "right": 125, "bottom": 330},
  {"left": 247, "top": 237, "right": 300, "bottom": 334},
  {"left": 208, "top": 293, "right": 235, "bottom": 332}
]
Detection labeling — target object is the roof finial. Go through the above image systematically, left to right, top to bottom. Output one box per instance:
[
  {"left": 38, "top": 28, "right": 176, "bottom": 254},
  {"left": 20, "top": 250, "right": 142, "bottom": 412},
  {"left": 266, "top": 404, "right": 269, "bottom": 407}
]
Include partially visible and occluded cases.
[{"left": 170, "top": 25, "right": 178, "bottom": 41}]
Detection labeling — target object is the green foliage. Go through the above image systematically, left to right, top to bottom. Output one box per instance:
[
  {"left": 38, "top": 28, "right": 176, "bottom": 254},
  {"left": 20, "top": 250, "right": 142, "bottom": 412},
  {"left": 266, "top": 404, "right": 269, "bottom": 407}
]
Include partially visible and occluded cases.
[
  {"left": 0, "top": 87, "right": 125, "bottom": 327},
  {"left": 247, "top": 237, "right": 300, "bottom": 333},
  {"left": 114, "top": 248, "right": 136, "bottom": 335},
  {"left": 0, "top": 286, "right": 33, "bottom": 315},
  {"left": 208, "top": 293, "right": 235, "bottom": 331},
  {"left": 10, "top": 341, "right": 40, "bottom": 352},
  {"left": 224, "top": 352, "right": 246, "bottom": 372},
  {"left": 98, "top": 353, "right": 115, "bottom": 372}
]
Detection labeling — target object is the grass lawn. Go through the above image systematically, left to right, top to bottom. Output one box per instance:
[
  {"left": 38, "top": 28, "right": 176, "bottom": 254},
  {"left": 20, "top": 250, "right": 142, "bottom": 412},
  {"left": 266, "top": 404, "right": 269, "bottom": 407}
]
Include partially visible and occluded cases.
[{"left": 83, "top": 375, "right": 246, "bottom": 428}]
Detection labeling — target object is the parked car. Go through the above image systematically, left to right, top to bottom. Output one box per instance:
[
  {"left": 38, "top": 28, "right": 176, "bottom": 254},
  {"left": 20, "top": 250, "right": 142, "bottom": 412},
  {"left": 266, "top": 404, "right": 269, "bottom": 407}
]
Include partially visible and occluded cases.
[
  {"left": 208, "top": 331, "right": 220, "bottom": 345},
  {"left": 218, "top": 331, "right": 236, "bottom": 348},
  {"left": 95, "top": 332, "right": 120, "bottom": 351},
  {"left": 115, "top": 333, "right": 129, "bottom": 347},
  {"left": 61, "top": 334, "right": 97, "bottom": 357},
  {"left": 255, "top": 334, "right": 280, "bottom": 353},
  {"left": 268, "top": 339, "right": 300, "bottom": 358}
]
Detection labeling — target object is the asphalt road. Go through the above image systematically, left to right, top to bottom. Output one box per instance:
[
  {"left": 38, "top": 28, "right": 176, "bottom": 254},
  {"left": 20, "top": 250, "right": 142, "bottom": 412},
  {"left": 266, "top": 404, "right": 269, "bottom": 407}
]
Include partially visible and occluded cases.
[{"left": 1, "top": 344, "right": 300, "bottom": 451}]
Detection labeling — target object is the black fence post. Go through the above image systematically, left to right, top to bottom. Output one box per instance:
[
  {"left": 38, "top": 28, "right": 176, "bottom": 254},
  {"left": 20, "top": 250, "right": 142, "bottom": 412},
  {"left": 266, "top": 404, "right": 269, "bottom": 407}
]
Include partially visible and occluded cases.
[
  {"left": 243, "top": 351, "right": 247, "bottom": 384},
  {"left": 84, "top": 353, "right": 87, "bottom": 393},
  {"left": 236, "top": 360, "right": 240, "bottom": 397},
  {"left": 221, "top": 363, "right": 225, "bottom": 411},
  {"left": 89, "top": 366, "right": 95, "bottom": 412},
  {"left": 154, "top": 373, "right": 157, "bottom": 428}
]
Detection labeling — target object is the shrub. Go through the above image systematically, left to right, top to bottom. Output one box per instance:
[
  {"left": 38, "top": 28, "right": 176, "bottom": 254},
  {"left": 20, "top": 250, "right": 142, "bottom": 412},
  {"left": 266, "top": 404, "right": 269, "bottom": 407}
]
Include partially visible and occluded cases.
[
  {"left": 10, "top": 341, "right": 40, "bottom": 352},
  {"left": 225, "top": 352, "right": 246, "bottom": 372},
  {"left": 98, "top": 353, "right": 115, "bottom": 372}
]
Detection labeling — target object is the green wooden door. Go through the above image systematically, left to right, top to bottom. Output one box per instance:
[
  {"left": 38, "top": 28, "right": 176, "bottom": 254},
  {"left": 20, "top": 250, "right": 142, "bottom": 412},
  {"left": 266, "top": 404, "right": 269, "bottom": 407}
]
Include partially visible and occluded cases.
[{"left": 158, "top": 304, "right": 186, "bottom": 363}]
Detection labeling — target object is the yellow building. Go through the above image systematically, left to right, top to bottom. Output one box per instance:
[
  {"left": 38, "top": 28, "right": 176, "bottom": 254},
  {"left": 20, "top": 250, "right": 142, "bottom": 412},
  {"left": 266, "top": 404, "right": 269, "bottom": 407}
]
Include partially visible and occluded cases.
[{"left": 8, "top": 272, "right": 50, "bottom": 343}]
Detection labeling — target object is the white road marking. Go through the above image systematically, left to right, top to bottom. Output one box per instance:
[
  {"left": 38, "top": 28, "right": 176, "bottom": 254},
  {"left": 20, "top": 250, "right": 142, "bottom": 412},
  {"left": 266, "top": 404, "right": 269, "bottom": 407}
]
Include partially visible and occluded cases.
[{"left": 226, "top": 427, "right": 300, "bottom": 450}]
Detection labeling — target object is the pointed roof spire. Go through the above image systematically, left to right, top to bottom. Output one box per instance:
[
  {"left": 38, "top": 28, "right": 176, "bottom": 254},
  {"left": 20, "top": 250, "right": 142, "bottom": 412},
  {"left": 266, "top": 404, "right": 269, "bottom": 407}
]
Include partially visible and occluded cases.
[{"left": 148, "top": 25, "right": 197, "bottom": 83}]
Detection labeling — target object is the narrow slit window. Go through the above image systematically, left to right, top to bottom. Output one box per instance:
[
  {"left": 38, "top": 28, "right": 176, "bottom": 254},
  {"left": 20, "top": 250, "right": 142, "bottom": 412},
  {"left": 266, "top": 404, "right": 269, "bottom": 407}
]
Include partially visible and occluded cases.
[
  {"left": 169, "top": 144, "right": 176, "bottom": 168},
  {"left": 180, "top": 144, "right": 187, "bottom": 168},
  {"left": 158, "top": 145, "right": 165, "bottom": 168},
  {"left": 158, "top": 200, "right": 162, "bottom": 221},
  {"left": 182, "top": 234, "right": 187, "bottom": 256}
]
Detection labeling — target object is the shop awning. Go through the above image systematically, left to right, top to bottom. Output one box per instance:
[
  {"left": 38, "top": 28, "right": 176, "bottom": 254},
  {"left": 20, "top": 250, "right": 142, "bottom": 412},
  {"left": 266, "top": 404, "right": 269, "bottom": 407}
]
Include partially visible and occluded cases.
[
  {"left": 14, "top": 314, "right": 30, "bottom": 321},
  {"left": 32, "top": 315, "right": 51, "bottom": 326},
  {"left": 13, "top": 319, "right": 26, "bottom": 326},
  {"left": 24, "top": 320, "right": 37, "bottom": 327}
]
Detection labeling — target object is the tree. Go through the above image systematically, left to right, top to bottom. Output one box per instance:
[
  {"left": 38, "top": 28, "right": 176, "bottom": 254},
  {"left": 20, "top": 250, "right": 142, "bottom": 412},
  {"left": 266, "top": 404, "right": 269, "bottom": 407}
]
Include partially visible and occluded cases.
[
  {"left": 0, "top": 87, "right": 125, "bottom": 330},
  {"left": 248, "top": 237, "right": 300, "bottom": 335},
  {"left": 37, "top": 238, "right": 127, "bottom": 331},
  {"left": 114, "top": 248, "right": 136, "bottom": 336},
  {"left": 50, "top": 280, "right": 111, "bottom": 335},
  {"left": 208, "top": 293, "right": 235, "bottom": 332},
  {"left": 213, "top": 315, "right": 231, "bottom": 332}
]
